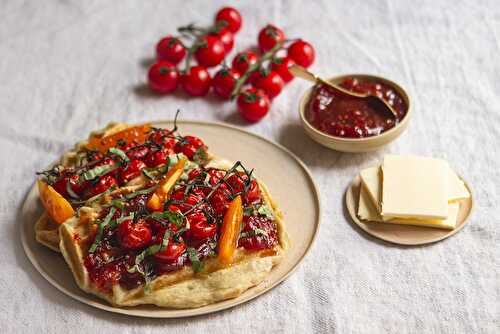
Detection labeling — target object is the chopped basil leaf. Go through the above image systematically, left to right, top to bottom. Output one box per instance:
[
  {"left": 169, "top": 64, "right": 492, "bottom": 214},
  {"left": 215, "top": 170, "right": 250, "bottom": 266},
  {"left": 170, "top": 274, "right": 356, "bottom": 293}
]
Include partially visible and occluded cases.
[
  {"left": 109, "top": 147, "right": 130, "bottom": 163},
  {"left": 193, "top": 147, "right": 208, "bottom": 165},
  {"left": 80, "top": 163, "right": 119, "bottom": 182},
  {"left": 141, "top": 168, "right": 156, "bottom": 180},
  {"left": 65, "top": 182, "right": 79, "bottom": 199},
  {"left": 124, "top": 185, "right": 158, "bottom": 200},
  {"left": 103, "top": 199, "right": 124, "bottom": 209},
  {"left": 257, "top": 204, "right": 275, "bottom": 219},
  {"left": 243, "top": 206, "right": 255, "bottom": 216},
  {"left": 89, "top": 207, "right": 117, "bottom": 253},
  {"left": 148, "top": 210, "right": 184, "bottom": 228},
  {"left": 108, "top": 213, "right": 134, "bottom": 230},
  {"left": 240, "top": 228, "right": 268, "bottom": 239},
  {"left": 130, "top": 230, "right": 171, "bottom": 275},
  {"left": 187, "top": 247, "right": 204, "bottom": 273}
]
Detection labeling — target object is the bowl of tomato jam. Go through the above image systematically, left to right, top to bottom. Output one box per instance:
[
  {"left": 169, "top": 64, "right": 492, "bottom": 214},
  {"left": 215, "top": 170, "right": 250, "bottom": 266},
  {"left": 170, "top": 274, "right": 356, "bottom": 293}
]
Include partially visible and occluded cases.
[{"left": 299, "top": 74, "right": 411, "bottom": 152}]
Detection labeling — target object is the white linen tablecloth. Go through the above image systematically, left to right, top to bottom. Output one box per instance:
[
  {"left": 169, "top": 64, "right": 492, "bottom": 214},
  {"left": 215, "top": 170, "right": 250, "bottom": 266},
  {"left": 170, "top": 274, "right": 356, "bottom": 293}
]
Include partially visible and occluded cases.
[{"left": 0, "top": 0, "right": 498, "bottom": 333}]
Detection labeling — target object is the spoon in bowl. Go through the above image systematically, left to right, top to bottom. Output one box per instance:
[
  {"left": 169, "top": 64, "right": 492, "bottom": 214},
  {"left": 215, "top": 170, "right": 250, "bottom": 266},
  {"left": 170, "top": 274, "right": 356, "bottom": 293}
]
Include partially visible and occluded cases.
[{"left": 289, "top": 65, "right": 398, "bottom": 119}]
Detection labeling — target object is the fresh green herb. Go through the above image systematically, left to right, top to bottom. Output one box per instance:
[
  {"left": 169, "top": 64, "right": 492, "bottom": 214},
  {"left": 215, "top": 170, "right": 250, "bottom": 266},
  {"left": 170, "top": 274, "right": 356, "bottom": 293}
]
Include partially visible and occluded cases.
[
  {"left": 108, "top": 147, "right": 130, "bottom": 163},
  {"left": 193, "top": 147, "right": 208, "bottom": 165},
  {"left": 80, "top": 163, "right": 119, "bottom": 182},
  {"left": 141, "top": 168, "right": 156, "bottom": 180},
  {"left": 65, "top": 182, "right": 79, "bottom": 199},
  {"left": 124, "top": 185, "right": 158, "bottom": 200},
  {"left": 103, "top": 199, "right": 125, "bottom": 209},
  {"left": 257, "top": 204, "right": 275, "bottom": 219},
  {"left": 243, "top": 206, "right": 255, "bottom": 216},
  {"left": 89, "top": 207, "right": 117, "bottom": 253},
  {"left": 148, "top": 210, "right": 184, "bottom": 228},
  {"left": 108, "top": 214, "right": 134, "bottom": 230},
  {"left": 240, "top": 228, "right": 268, "bottom": 239},
  {"left": 129, "top": 230, "right": 171, "bottom": 275},
  {"left": 187, "top": 247, "right": 204, "bottom": 273}
]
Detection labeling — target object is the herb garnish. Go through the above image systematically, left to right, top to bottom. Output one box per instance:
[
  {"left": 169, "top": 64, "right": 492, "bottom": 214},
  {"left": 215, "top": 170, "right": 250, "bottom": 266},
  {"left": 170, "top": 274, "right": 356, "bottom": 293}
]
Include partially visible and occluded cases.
[
  {"left": 108, "top": 147, "right": 130, "bottom": 163},
  {"left": 80, "top": 163, "right": 119, "bottom": 182},
  {"left": 124, "top": 185, "right": 158, "bottom": 200},
  {"left": 89, "top": 207, "right": 117, "bottom": 253},
  {"left": 148, "top": 210, "right": 185, "bottom": 228},
  {"left": 128, "top": 230, "right": 172, "bottom": 275},
  {"left": 187, "top": 247, "right": 204, "bottom": 273}
]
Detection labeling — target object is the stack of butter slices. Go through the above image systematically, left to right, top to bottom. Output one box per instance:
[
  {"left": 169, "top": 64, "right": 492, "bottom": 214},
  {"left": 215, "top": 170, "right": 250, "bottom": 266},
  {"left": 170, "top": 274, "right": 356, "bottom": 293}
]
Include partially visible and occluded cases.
[{"left": 357, "top": 155, "right": 470, "bottom": 229}]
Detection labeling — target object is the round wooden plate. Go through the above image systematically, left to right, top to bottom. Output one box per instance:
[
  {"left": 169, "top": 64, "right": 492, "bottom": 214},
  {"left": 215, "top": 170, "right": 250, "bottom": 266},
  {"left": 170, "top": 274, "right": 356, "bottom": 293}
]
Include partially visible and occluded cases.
[
  {"left": 20, "top": 120, "right": 321, "bottom": 318},
  {"left": 345, "top": 175, "right": 473, "bottom": 245}
]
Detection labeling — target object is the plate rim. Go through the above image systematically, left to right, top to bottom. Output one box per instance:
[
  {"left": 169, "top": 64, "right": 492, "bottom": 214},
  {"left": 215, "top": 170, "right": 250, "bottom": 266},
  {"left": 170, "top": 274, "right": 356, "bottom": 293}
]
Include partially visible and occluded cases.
[
  {"left": 21, "top": 119, "right": 322, "bottom": 318},
  {"left": 345, "top": 174, "right": 473, "bottom": 246}
]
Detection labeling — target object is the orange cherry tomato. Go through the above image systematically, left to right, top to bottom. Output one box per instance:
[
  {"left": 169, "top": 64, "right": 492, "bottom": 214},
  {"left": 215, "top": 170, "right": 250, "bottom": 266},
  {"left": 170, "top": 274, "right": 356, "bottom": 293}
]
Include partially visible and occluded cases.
[
  {"left": 86, "top": 124, "right": 151, "bottom": 153},
  {"left": 147, "top": 157, "right": 187, "bottom": 211},
  {"left": 37, "top": 180, "right": 75, "bottom": 224},
  {"left": 218, "top": 195, "right": 243, "bottom": 265}
]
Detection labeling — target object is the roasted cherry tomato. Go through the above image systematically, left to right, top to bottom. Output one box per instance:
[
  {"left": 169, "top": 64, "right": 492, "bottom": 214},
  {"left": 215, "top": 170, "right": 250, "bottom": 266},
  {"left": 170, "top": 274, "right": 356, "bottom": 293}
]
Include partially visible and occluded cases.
[
  {"left": 215, "top": 7, "right": 242, "bottom": 33},
  {"left": 258, "top": 24, "right": 285, "bottom": 52},
  {"left": 212, "top": 28, "right": 234, "bottom": 53},
  {"left": 194, "top": 35, "right": 225, "bottom": 68},
  {"left": 156, "top": 36, "right": 186, "bottom": 65},
  {"left": 287, "top": 39, "right": 315, "bottom": 68},
  {"left": 231, "top": 51, "right": 259, "bottom": 75},
  {"left": 271, "top": 56, "right": 295, "bottom": 83},
  {"left": 148, "top": 61, "right": 179, "bottom": 93},
  {"left": 181, "top": 66, "right": 212, "bottom": 96},
  {"left": 212, "top": 68, "right": 240, "bottom": 99},
  {"left": 253, "top": 70, "right": 284, "bottom": 99},
  {"left": 237, "top": 87, "right": 270, "bottom": 122},
  {"left": 148, "top": 128, "right": 176, "bottom": 151},
  {"left": 174, "top": 135, "right": 206, "bottom": 160},
  {"left": 124, "top": 144, "right": 149, "bottom": 161},
  {"left": 144, "top": 149, "right": 168, "bottom": 168},
  {"left": 118, "top": 159, "right": 146, "bottom": 185},
  {"left": 187, "top": 168, "right": 202, "bottom": 181},
  {"left": 53, "top": 174, "right": 87, "bottom": 199},
  {"left": 227, "top": 174, "right": 261, "bottom": 204},
  {"left": 85, "top": 175, "right": 117, "bottom": 198},
  {"left": 170, "top": 188, "right": 204, "bottom": 213},
  {"left": 209, "top": 188, "right": 231, "bottom": 216},
  {"left": 186, "top": 212, "right": 216, "bottom": 240},
  {"left": 238, "top": 215, "right": 278, "bottom": 251},
  {"left": 117, "top": 219, "right": 152, "bottom": 250},
  {"left": 153, "top": 237, "right": 186, "bottom": 263}
]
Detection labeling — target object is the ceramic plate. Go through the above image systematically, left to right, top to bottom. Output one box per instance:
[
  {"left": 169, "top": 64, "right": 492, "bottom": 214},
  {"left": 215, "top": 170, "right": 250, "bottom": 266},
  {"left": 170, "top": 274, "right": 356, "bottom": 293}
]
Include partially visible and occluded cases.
[
  {"left": 20, "top": 120, "right": 321, "bottom": 318},
  {"left": 345, "top": 175, "right": 473, "bottom": 245}
]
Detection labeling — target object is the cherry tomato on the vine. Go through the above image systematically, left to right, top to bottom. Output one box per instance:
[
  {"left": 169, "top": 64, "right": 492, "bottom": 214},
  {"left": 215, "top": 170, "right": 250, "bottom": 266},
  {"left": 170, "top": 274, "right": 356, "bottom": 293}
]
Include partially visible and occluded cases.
[
  {"left": 215, "top": 7, "right": 242, "bottom": 33},
  {"left": 258, "top": 24, "right": 285, "bottom": 52},
  {"left": 212, "top": 27, "right": 234, "bottom": 53},
  {"left": 194, "top": 35, "right": 225, "bottom": 68},
  {"left": 156, "top": 36, "right": 186, "bottom": 65},
  {"left": 287, "top": 39, "right": 315, "bottom": 68},
  {"left": 232, "top": 51, "right": 259, "bottom": 79},
  {"left": 271, "top": 56, "right": 295, "bottom": 83},
  {"left": 148, "top": 61, "right": 179, "bottom": 94},
  {"left": 181, "top": 66, "right": 212, "bottom": 96},
  {"left": 212, "top": 68, "right": 241, "bottom": 99},
  {"left": 253, "top": 70, "right": 284, "bottom": 99},
  {"left": 237, "top": 87, "right": 270, "bottom": 123},
  {"left": 174, "top": 135, "right": 206, "bottom": 160},
  {"left": 186, "top": 212, "right": 216, "bottom": 240},
  {"left": 117, "top": 219, "right": 152, "bottom": 250},
  {"left": 153, "top": 236, "right": 186, "bottom": 263}
]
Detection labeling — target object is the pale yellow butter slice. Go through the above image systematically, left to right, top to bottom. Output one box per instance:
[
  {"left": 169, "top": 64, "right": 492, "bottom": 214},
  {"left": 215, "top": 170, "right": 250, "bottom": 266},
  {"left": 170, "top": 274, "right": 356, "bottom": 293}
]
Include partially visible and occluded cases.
[
  {"left": 381, "top": 155, "right": 449, "bottom": 220},
  {"left": 359, "top": 166, "right": 382, "bottom": 212},
  {"left": 447, "top": 168, "right": 470, "bottom": 202},
  {"left": 357, "top": 186, "right": 459, "bottom": 230}
]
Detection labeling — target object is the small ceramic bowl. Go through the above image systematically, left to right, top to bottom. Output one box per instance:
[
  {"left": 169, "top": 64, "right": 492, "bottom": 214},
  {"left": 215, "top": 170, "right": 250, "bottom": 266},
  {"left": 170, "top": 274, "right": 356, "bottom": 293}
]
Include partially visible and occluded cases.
[{"left": 298, "top": 74, "right": 411, "bottom": 153}]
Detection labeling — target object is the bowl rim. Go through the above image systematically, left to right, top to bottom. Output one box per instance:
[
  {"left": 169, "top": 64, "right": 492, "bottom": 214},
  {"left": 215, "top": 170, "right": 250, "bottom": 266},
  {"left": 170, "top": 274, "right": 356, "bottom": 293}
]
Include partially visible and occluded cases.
[{"left": 298, "top": 74, "right": 412, "bottom": 143}]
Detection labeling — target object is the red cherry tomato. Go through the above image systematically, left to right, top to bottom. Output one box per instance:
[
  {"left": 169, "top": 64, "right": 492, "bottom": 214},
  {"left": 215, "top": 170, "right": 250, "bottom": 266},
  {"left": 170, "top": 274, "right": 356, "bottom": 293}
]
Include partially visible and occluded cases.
[
  {"left": 215, "top": 7, "right": 242, "bottom": 33},
  {"left": 258, "top": 24, "right": 285, "bottom": 52},
  {"left": 212, "top": 28, "right": 234, "bottom": 53},
  {"left": 194, "top": 35, "right": 225, "bottom": 68},
  {"left": 156, "top": 36, "right": 186, "bottom": 65},
  {"left": 287, "top": 39, "right": 315, "bottom": 68},
  {"left": 231, "top": 51, "right": 259, "bottom": 75},
  {"left": 271, "top": 56, "right": 295, "bottom": 83},
  {"left": 148, "top": 61, "right": 179, "bottom": 93},
  {"left": 181, "top": 66, "right": 212, "bottom": 96},
  {"left": 212, "top": 68, "right": 240, "bottom": 99},
  {"left": 253, "top": 70, "right": 284, "bottom": 99},
  {"left": 237, "top": 88, "right": 270, "bottom": 122},
  {"left": 174, "top": 135, "right": 206, "bottom": 160},
  {"left": 125, "top": 145, "right": 150, "bottom": 161},
  {"left": 144, "top": 149, "right": 168, "bottom": 168},
  {"left": 118, "top": 159, "right": 146, "bottom": 185},
  {"left": 227, "top": 174, "right": 261, "bottom": 204},
  {"left": 53, "top": 175, "right": 89, "bottom": 198},
  {"left": 86, "top": 175, "right": 118, "bottom": 198},
  {"left": 209, "top": 188, "right": 231, "bottom": 216},
  {"left": 186, "top": 212, "right": 216, "bottom": 240},
  {"left": 117, "top": 219, "right": 152, "bottom": 250},
  {"left": 153, "top": 237, "right": 186, "bottom": 263}
]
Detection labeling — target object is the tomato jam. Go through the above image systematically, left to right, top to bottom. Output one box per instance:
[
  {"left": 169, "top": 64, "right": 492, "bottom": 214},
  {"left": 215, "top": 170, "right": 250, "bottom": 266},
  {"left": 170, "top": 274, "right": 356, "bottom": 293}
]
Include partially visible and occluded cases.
[{"left": 305, "top": 77, "right": 407, "bottom": 138}]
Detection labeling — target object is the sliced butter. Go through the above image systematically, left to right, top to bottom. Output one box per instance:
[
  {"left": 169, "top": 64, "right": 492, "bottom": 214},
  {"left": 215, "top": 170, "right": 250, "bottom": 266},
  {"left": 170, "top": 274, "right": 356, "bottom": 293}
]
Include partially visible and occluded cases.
[
  {"left": 381, "top": 155, "right": 449, "bottom": 220},
  {"left": 359, "top": 166, "right": 382, "bottom": 212},
  {"left": 448, "top": 168, "right": 470, "bottom": 202},
  {"left": 357, "top": 186, "right": 459, "bottom": 230}
]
